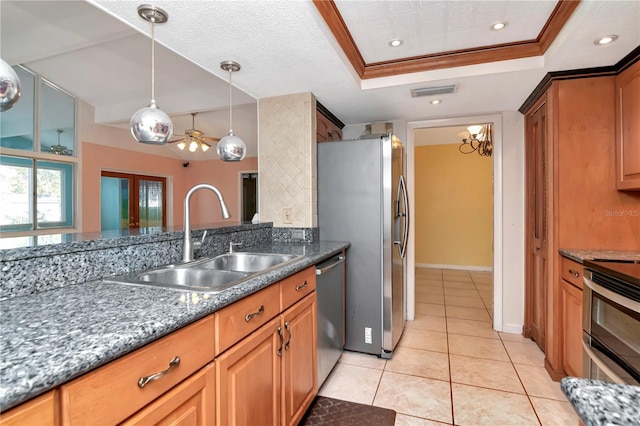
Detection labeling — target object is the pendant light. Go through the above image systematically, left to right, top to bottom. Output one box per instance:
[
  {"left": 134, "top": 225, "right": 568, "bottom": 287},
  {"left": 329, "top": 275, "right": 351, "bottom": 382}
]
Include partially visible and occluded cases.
[
  {"left": 130, "top": 5, "right": 173, "bottom": 145},
  {"left": 0, "top": 58, "right": 21, "bottom": 112},
  {"left": 217, "top": 61, "right": 246, "bottom": 161},
  {"left": 50, "top": 129, "right": 72, "bottom": 156}
]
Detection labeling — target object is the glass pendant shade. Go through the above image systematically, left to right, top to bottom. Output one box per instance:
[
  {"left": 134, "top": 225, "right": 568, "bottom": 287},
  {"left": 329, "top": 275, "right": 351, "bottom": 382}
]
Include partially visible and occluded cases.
[
  {"left": 130, "top": 5, "right": 173, "bottom": 145},
  {"left": 0, "top": 58, "right": 22, "bottom": 112},
  {"left": 217, "top": 61, "right": 246, "bottom": 161},
  {"left": 130, "top": 101, "right": 173, "bottom": 144},
  {"left": 217, "top": 131, "right": 246, "bottom": 161},
  {"left": 177, "top": 141, "right": 186, "bottom": 150},
  {"left": 200, "top": 143, "right": 210, "bottom": 152}
]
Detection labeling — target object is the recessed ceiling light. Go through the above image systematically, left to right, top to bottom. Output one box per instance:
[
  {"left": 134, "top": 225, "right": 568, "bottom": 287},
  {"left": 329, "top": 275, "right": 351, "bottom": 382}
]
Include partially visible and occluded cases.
[
  {"left": 490, "top": 21, "right": 508, "bottom": 31},
  {"left": 594, "top": 35, "right": 618, "bottom": 45},
  {"left": 388, "top": 39, "right": 403, "bottom": 48},
  {"left": 430, "top": 99, "right": 441, "bottom": 105}
]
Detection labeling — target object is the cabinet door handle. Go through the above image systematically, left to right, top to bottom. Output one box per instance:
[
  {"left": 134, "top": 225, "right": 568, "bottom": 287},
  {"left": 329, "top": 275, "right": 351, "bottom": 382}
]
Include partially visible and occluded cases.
[
  {"left": 568, "top": 269, "right": 580, "bottom": 278},
  {"left": 295, "top": 281, "right": 308, "bottom": 292},
  {"left": 245, "top": 305, "right": 265, "bottom": 322},
  {"left": 284, "top": 321, "right": 292, "bottom": 350},
  {"left": 277, "top": 326, "right": 284, "bottom": 357},
  {"left": 138, "top": 356, "right": 180, "bottom": 388}
]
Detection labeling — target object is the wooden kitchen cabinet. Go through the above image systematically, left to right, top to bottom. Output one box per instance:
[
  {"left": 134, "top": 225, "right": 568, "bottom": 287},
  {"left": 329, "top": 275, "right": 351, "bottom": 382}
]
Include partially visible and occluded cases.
[
  {"left": 615, "top": 58, "right": 640, "bottom": 190},
  {"left": 316, "top": 107, "right": 343, "bottom": 143},
  {"left": 560, "top": 262, "right": 583, "bottom": 378},
  {"left": 217, "top": 267, "right": 318, "bottom": 426},
  {"left": 281, "top": 293, "right": 317, "bottom": 426},
  {"left": 60, "top": 316, "right": 215, "bottom": 425},
  {"left": 216, "top": 316, "right": 282, "bottom": 426},
  {"left": 121, "top": 362, "right": 215, "bottom": 426},
  {"left": 0, "top": 391, "right": 57, "bottom": 426}
]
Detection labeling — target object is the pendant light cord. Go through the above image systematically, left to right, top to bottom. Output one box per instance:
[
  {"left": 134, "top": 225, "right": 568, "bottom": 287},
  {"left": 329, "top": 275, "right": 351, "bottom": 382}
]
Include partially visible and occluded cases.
[
  {"left": 151, "top": 19, "right": 155, "bottom": 104},
  {"left": 228, "top": 69, "right": 233, "bottom": 133}
]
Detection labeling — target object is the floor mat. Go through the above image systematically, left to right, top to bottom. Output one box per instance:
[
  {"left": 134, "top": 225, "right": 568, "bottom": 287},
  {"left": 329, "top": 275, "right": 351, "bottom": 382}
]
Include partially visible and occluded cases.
[{"left": 299, "top": 396, "right": 396, "bottom": 426}]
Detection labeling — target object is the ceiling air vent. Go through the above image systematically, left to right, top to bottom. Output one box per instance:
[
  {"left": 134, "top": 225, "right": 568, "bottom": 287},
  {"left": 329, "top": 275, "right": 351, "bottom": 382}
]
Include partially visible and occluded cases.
[{"left": 410, "top": 84, "right": 457, "bottom": 98}]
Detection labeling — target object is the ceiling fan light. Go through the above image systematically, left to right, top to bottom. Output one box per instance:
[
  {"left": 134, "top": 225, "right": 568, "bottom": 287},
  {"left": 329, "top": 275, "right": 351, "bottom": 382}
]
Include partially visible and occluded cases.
[
  {"left": 188, "top": 140, "right": 198, "bottom": 152},
  {"left": 177, "top": 141, "right": 186, "bottom": 150},
  {"left": 201, "top": 142, "right": 210, "bottom": 152}
]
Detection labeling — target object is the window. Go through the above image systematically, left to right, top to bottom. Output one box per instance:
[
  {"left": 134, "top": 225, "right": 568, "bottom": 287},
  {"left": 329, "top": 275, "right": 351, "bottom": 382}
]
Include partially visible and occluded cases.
[
  {"left": 0, "top": 65, "right": 77, "bottom": 234},
  {"left": 0, "top": 156, "right": 73, "bottom": 231}
]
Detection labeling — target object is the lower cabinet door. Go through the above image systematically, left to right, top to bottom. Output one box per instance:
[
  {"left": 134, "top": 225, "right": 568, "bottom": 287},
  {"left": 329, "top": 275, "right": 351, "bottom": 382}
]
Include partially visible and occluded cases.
[
  {"left": 561, "top": 280, "right": 583, "bottom": 377},
  {"left": 282, "top": 291, "right": 318, "bottom": 425},
  {"left": 282, "top": 293, "right": 318, "bottom": 426},
  {"left": 216, "top": 316, "right": 282, "bottom": 426},
  {"left": 122, "top": 362, "right": 215, "bottom": 426}
]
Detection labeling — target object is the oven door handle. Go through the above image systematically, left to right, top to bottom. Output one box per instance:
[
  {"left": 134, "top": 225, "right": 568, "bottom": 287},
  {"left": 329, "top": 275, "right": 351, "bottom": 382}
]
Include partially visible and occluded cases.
[
  {"left": 583, "top": 277, "right": 640, "bottom": 313},
  {"left": 582, "top": 339, "right": 626, "bottom": 384}
]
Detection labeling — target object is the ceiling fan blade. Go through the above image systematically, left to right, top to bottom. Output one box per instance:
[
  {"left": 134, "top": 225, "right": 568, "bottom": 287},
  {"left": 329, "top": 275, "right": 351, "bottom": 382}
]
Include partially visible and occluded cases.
[
  {"left": 202, "top": 136, "right": 221, "bottom": 143},
  {"left": 168, "top": 137, "right": 187, "bottom": 144}
]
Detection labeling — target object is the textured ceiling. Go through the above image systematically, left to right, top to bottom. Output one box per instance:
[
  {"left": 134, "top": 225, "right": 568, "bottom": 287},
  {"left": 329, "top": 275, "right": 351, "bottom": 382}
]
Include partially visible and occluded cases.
[
  {"left": 2, "top": 0, "right": 639, "bottom": 154},
  {"left": 334, "top": 0, "right": 559, "bottom": 63}
]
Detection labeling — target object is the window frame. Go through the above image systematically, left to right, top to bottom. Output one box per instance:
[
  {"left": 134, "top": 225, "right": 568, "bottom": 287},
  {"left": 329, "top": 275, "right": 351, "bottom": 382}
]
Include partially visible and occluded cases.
[{"left": 0, "top": 65, "right": 79, "bottom": 236}]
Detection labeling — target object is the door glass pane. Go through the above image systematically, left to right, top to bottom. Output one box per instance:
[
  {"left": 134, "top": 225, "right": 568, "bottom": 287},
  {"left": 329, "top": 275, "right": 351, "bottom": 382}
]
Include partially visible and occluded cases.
[
  {"left": 0, "top": 66, "right": 35, "bottom": 151},
  {"left": 40, "top": 79, "right": 75, "bottom": 156},
  {"left": 0, "top": 155, "right": 33, "bottom": 230},
  {"left": 36, "top": 160, "right": 73, "bottom": 228},
  {"left": 100, "top": 176, "right": 130, "bottom": 231},
  {"left": 139, "top": 179, "right": 163, "bottom": 228}
]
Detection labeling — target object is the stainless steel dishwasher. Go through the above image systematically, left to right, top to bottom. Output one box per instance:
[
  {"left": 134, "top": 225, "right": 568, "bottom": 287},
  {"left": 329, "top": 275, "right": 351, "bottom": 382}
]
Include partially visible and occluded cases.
[{"left": 316, "top": 253, "right": 346, "bottom": 386}]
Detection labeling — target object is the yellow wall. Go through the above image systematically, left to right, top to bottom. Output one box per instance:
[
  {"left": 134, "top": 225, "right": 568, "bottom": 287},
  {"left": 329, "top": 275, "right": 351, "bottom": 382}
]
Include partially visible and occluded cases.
[{"left": 415, "top": 144, "right": 492, "bottom": 267}]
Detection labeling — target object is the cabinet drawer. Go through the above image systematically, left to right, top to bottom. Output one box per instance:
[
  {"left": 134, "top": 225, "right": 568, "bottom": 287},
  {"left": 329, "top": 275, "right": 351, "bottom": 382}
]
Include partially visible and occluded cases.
[
  {"left": 561, "top": 256, "right": 584, "bottom": 289},
  {"left": 280, "top": 267, "right": 316, "bottom": 311},
  {"left": 215, "top": 283, "right": 280, "bottom": 355},
  {"left": 60, "top": 315, "right": 215, "bottom": 426}
]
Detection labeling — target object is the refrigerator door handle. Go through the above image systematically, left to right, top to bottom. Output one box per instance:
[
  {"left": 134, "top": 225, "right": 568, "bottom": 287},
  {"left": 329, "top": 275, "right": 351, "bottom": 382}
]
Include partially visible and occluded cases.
[{"left": 399, "top": 175, "right": 409, "bottom": 259}]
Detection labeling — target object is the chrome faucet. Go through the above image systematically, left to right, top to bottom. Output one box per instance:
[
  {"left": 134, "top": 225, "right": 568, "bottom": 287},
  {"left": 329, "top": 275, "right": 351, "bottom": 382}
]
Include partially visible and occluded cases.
[
  {"left": 183, "top": 184, "right": 231, "bottom": 262},
  {"left": 229, "top": 242, "right": 242, "bottom": 253}
]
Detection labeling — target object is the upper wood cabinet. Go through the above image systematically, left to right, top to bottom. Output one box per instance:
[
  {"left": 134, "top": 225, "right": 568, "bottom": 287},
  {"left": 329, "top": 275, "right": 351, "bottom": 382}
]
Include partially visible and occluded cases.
[
  {"left": 616, "top": 59, "right": 640, "bottom": 190},
  {"left": 316, "top": 102, "right": 344, "bottom": 143}
]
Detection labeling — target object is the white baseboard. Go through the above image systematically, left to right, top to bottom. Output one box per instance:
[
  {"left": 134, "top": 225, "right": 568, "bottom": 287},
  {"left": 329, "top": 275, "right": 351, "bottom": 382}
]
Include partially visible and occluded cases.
[
  {"left": 416, "top": 263, "right": 493, "bottom": 272},
  {"left": 500, "top": 323, "right": 523, "bottom": 335}
]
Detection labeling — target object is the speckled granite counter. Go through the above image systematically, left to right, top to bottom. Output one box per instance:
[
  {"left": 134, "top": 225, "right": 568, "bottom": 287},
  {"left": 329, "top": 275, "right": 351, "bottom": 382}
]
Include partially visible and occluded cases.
[
  {"left": 0, "top": 241, "right": 349, "bottom": 412},
  {"left": 559, "top": 249, "right": 640, "bottom": 264},
  {"left": 561, "top": 377, "right": 640, "bottom": 425}
]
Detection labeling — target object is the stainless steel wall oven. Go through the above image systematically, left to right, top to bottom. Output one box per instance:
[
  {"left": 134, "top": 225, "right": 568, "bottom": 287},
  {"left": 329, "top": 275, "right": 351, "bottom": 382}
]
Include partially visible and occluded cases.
[{"left": 582, "top": 260, "right": 640, "bottom": 385}]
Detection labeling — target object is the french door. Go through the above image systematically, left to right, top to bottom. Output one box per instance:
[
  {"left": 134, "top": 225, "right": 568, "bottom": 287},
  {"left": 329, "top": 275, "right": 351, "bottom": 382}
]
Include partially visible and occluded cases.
[{"left": 100, "top": 171, "right": 166, "bottom": 231}]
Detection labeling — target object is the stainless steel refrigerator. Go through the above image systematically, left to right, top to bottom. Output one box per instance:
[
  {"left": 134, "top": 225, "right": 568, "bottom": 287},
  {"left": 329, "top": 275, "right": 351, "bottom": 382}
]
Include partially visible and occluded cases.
[{"left": 317, "top": 133, "right": 408, "bottom": 358}]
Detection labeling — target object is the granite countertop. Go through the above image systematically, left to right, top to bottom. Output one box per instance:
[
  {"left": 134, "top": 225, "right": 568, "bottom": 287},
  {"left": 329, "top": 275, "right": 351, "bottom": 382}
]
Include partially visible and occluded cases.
[
  {"left": 0, "top": 241, "right": 349, "bottom": 411},
  {"left": 559, "top": 249, "right": 640, "bottom": 264},
  {"left": 561, "top": 377, "right": 640, "bottom": 425}
]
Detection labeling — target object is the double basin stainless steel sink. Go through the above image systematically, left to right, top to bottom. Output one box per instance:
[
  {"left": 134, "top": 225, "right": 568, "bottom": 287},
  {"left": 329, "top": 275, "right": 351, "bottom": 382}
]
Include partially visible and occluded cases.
[{"left": 105, "top": 252, "right": 301, "bottom": 293}]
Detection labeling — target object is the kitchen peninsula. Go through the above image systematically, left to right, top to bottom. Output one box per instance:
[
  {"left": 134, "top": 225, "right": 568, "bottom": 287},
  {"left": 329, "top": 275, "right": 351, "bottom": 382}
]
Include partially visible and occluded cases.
[{"left": 0, "top": 222, "right": 349, "bottom": 425}]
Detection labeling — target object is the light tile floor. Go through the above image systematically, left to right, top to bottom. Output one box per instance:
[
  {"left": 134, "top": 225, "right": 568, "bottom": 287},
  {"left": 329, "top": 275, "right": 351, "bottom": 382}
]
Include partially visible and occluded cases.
[{"left": 318, "top": 267, "right": 579, "bottom": 426}]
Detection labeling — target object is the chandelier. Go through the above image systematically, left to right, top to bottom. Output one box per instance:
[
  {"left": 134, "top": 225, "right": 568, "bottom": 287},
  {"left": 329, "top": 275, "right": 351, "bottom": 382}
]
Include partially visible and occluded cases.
[{"left": 459, "top": 124, "right": 492, "bottom": 157}]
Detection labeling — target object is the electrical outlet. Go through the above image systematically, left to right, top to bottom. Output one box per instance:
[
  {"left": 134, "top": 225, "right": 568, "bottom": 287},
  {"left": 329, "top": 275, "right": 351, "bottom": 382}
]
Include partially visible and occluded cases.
[
  {"left": 283, "top": 208, "right": 293, "bottom": 224},
  {"left": 291, "top": 229, "right": 304, "bottom": 240},
  {"left": 365, "top": 327, "right": 372, "bottom": 344}
]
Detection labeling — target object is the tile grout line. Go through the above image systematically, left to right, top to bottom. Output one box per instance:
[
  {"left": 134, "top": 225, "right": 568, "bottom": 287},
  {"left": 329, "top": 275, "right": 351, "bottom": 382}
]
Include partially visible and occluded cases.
[{"left": 442, "top": 276, "right": 457, "bottom": 426}]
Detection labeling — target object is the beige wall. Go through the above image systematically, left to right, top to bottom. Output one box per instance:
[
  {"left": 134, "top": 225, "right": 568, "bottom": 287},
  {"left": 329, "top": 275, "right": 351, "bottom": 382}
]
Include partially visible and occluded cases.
[
  {"left": 258, "top": 92, "right": 316, "bottom": 227},
  {"left": 414, "top": 143, "right": 493, "bottom": 268}
]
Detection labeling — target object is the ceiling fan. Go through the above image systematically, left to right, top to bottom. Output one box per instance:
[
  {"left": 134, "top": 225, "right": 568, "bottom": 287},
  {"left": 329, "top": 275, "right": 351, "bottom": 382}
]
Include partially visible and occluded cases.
[{"left": 169, "top": 112, "right": 220, "bottom": 152}]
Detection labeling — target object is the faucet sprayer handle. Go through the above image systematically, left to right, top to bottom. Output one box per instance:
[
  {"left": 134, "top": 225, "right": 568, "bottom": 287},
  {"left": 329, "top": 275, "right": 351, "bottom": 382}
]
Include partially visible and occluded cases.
[{"left": 193, "top": 231, "right": 208, "bottom": 252}]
